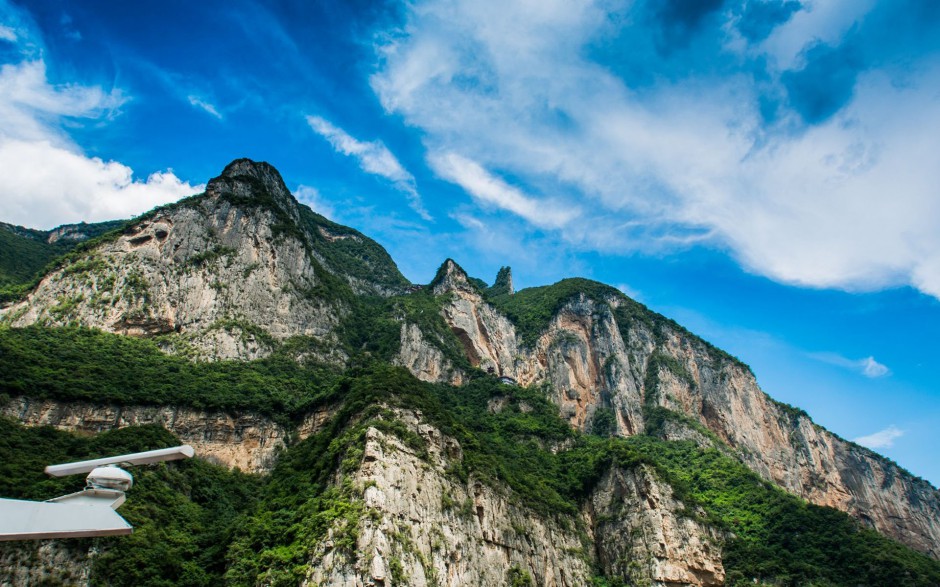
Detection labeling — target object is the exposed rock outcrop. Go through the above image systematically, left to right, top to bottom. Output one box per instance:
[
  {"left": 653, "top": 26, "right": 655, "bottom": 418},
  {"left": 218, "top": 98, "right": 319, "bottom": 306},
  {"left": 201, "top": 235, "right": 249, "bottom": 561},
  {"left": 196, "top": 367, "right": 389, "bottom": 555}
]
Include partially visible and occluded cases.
[
  {"left": 1, "top": 158, "right": 936, "bottom": 566},
  {"left": 1, "top": 159, "right": 410, "bottom": 362},
  {"left": 3, "top": 162, "right": 342, "bottom": 361},
  {"left": 412, "top": 265, "right": 940, "bottom": 557},
  {"left": 394, "top": 322, "right": 464, "bottom": 386},
  {"left": 2, "top": 397, "right": 335, "bottom": 473},
  {"left": 305, "top": 409, "right": 722, "bottom": 587},
  {"left": 588, "top": 465, "right": 725, "bottom": 586},
  {"left": 0, "top": 541, "right": 92, "bottom": 587}
]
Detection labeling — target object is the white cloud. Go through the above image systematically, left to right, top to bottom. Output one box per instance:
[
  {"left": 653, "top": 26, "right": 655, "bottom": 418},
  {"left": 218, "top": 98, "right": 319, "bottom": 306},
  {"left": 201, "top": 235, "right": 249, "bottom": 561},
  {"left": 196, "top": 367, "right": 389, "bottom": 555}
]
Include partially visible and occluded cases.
[
  {"left": 372, "top": 0, "right": 940, "bottom": 300},
  {"left": 760, "top": 0, "right": 877, "bottom": 69},
  {"left": 0, "top": 24, "right": 16, "bottom": 42},
  {"left": 0, "top": 55, "right": 200, "bottom": 228},
  {"left": 0, "top": 60, "right": 125, "bottom": 141},
  {"left": 187, "top": 95, "right": 222, "bottom": 119},
  {"left": 306, "top": 115, "right": 431, "bottom": 220},
  {"left": 0, "top": 139, "right": 200, "bottom": 228},
  {"left": 428, "top": 152, "right": 578, "bottom": 229},
  {"left": 294, "top": 184, "right": 334, "bottom": 219},
  {"left": 809, "top": 352, "right": 890, "bottom": 378},
  {"left": 859, "top": 356, "right": 889, "bottom": 378},
  {"left": 854, "top": 425, "right": 904, "bottom": 449}
]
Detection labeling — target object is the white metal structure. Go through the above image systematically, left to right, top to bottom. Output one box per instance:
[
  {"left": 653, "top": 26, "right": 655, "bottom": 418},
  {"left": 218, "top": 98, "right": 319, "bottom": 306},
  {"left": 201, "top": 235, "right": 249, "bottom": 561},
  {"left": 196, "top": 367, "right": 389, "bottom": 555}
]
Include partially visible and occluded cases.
[
  {"left": 0, "top": 445, "right": 194, "bottom": 541},
  {"left": 44, "top": 445, "right": 195, "bottom": 478}
]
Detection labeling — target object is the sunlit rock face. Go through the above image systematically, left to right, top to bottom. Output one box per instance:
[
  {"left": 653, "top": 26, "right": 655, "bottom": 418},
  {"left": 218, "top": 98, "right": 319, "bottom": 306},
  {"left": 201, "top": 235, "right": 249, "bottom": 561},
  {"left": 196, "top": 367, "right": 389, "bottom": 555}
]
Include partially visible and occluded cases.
[
  {"left": 0, "top": 158, "right": 416, "bottom": 363},
  {"left": 416, "top": 260, "right": 940, "bottom": 558},
  {"left": 2, "top": 397, "right": 336, "bottom": 473},
  {"left": 303, "top": 409, "right": 723, "bottom": 587}
]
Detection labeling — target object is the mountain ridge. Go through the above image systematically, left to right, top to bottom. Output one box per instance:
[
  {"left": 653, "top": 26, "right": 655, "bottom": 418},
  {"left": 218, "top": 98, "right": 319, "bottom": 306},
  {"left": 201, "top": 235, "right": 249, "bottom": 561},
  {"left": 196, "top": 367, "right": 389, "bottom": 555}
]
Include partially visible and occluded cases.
[{"left": 1, "top": 158, "right": 938, "bottom": 586}]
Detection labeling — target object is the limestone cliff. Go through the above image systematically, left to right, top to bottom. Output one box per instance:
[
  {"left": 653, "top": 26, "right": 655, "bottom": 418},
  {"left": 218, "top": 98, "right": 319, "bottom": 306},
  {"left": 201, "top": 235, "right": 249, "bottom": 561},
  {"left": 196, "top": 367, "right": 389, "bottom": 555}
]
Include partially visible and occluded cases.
[
  {"left": 1, "top": 159, "right": 408, "bottom": 361},
  {"left": 405, "top": 260, "right": 940, "bottom": 557},
  {"left": 1, "top": 397, "right": 335, "bottom": 473},
  {"left": 0, "top": 405, "right": 726, "bottom": 587},
  {"left": 304, "top": 409, "right": 722, "bottom": 587},
  {"left": 587, "top": 465, "right": 725, "bottom": 586},
  {"left": 0, "top": 541, "right": 92, "bottom": 587}
]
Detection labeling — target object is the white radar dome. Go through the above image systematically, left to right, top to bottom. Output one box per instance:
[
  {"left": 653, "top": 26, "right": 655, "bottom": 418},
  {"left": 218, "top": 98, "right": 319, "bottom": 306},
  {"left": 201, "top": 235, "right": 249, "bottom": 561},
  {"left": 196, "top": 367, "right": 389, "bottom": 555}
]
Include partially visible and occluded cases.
[{"left": 86, "top": 466, "right": 134, "bottom": 492}]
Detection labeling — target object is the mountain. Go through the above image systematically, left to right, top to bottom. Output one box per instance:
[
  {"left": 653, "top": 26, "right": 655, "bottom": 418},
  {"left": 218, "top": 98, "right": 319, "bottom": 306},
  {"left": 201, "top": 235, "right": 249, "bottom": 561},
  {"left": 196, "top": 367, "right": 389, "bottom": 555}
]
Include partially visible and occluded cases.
[
  {"left": 1, "top": 159, "right": 938, "bottom": 586},
  {"left": 2, "top": 159, "right": 408, "bottom": 361},
  {"left": 0, "top": 219, "right": 125, "bottom": 299}
]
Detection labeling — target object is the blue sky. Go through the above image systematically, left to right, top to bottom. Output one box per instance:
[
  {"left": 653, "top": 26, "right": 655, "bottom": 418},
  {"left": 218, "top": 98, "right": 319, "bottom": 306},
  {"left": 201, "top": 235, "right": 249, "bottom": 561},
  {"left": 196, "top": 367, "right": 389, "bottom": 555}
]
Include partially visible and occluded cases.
[{"left": 1, "top": 0, "right": 939, "bottom": 485}]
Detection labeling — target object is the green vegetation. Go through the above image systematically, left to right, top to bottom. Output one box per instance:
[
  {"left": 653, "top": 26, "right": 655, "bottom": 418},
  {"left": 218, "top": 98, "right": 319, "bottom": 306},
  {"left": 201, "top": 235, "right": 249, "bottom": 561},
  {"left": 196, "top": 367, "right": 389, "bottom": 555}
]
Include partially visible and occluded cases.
[
  {"left": 0, "top": 169, "right": 936, "bottom": 586},
  {"left": 298, "top": 206, "right": 409, "bottom": 292},
  {"left": 0, "top": 220, "right": 125, "bottom": 303},
  {"left": 0, "top": 224, "right": 63, "bottom": 288},
  {"left": 187, "top": 245, "right": 237, "bottom": 268},
  {"left": 488, "top": 265, "right": 513, "bottom": 296},
  {"left": 485, "top": 277, "right": 750, "bottom": 372},
  {"left": 0, "top": 326, "right": 338, "bottom": 424},
  {"left": 1, "top": 338, "right": 939, "bottom": 585},
  {"left": 223, "top": 365, "right": 940, "bottom": 586},
  {"left": 591, "top": 407, "right": 617, "bottom": 437},
  {"left": 0, "top": 419, "right": 260, "bottom": 587},
  {"left": 507, "top": 564, "right": 534, "bottom": 586}
]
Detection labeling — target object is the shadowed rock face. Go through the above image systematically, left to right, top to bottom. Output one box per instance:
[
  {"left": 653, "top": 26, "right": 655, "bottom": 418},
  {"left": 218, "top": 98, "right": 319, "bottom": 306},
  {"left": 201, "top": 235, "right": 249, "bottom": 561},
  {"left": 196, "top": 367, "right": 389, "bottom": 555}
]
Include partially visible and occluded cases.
[
  {"left": 401, "top": 259, "right": 940, "bottom": 558},
  {"left": 588, "top": 465, "right": 725, "bottom": 586}
]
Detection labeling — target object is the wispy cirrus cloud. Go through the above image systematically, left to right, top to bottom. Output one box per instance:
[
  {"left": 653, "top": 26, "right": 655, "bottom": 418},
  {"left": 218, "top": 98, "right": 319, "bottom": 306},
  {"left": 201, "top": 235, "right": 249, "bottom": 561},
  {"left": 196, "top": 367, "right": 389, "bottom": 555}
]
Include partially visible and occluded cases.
[
  {"left": 372, "top": 0, "right": 940, "bottom": 299},
  {"left": 0, "top": 23, "right": 15, "bottom": 42},
  {"left": 187, "top": 95, "right": 222, "bottom": 119},
  {"left": 306, "top": 115, "right": 430, "bottom": 220},
  {"left": 428, "top": 152, "right": 578, "bottom": 229},
  {"left": 293, "top": 184, "right": 335, "bottom": 219},
  {"left": 809, "top": 352, "right": 890, "bottom": 378},
  {"left": 854, "top": 425, "right": 904, "bottom": 449}
]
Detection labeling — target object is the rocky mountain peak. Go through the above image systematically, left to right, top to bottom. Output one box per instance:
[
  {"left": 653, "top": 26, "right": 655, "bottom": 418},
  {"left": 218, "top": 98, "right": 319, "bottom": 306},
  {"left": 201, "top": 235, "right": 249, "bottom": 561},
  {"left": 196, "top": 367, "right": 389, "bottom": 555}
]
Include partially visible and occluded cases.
[
  {"left": 218, "top": 157, "right": 284, "bottom": 183},
  {"left": 205, "top": 158, "right": 299, "bottom": 221},
  {"left": 430, "top": 258, "right": 475, "bottom": 295},
  {"left": 492, "top": 265, "right": 514, "bottom": 295}
]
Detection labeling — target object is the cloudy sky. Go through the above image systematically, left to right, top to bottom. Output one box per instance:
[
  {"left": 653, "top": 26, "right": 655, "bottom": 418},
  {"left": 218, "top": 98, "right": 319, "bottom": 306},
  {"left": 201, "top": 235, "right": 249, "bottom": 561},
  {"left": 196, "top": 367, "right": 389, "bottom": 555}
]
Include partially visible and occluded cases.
[{"left": 1, "top": 0, "right": 939, "bottom": 484}]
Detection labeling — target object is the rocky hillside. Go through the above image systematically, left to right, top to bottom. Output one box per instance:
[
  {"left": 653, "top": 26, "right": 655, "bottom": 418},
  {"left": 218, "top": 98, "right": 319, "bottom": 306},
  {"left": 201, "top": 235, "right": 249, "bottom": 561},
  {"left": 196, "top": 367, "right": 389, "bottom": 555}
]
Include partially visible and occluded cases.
[
  {"left": 1, "top": 159, "right": 939, "bottom": 586},
  {"left": 2, "top": 159, "right": 407, "bottom": 361},
  {"left": 0, "top": 219, "right": 124, "bottom": 297},
  {"left": 399, "top": 260, "right": 940, "bottom": 558}
]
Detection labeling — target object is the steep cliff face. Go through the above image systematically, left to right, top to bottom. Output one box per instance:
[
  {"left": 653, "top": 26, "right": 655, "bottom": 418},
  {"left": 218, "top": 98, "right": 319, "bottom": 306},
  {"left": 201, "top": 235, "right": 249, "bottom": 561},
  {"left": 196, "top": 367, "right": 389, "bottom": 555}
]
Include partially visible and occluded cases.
[
  {"left": 1, "top": 159, "right": 409, "bottom": 361},
  {"left": 410, "top": 261, "right": 940, "bottom": 557},
  {"left": 432, "top": 261, "right": 521, "bottom": 380},
  {"left": 394, "top": 323, "right": 464, "bottom": 387},
  {"left": 649, "top": 335, "right": 940, "bottom": 558},
  {"left": 1, "top": 397, "right": 335, "bottom": 473},
  {"left": 304, "top": 409, "right": 722, "bottom": 587},
  {"left": 587, "top": 465, "right": 725, "bottom": 586},
  {"left": 0, "top": 541, "right": 92, "bottom": 587}
]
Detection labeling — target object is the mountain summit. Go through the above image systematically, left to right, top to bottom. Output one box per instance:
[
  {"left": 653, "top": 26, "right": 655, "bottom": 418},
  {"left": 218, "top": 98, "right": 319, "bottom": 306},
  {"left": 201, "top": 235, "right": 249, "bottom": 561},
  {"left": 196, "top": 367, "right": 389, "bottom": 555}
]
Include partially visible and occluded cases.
[{"left": 2, "top": 158, "right": 408, "bottom": 360}]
